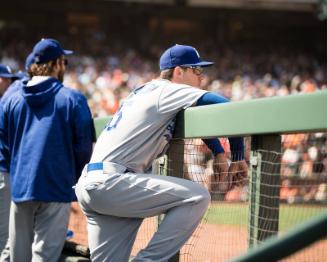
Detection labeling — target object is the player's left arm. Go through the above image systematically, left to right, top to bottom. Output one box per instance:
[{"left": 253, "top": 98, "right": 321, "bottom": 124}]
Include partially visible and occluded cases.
[{"left": 196, "top": 92, "right": 248, "bottom": 187}]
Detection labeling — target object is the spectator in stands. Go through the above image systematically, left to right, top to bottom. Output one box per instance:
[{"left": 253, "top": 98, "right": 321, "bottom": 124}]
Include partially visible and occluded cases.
[
  {"left": 1, "top": 53, "right": 34, "bottom": 104},
  {"left": 0, "top": 65, "right": 17, "bottom": 98},
  {"left": 299, "top": 152, "right": 314, "bottom": 178},
  {"left": 280, "top": 179, "right": 298, "bottom": 203},
  {"left": 315, "top": 183, "right": 327, "bottom": 202}
]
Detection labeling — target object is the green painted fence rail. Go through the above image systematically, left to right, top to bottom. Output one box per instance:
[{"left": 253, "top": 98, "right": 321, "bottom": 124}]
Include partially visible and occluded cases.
[
  {"left": 173, "top": 90, "right": 327, "bottom": 138},
  {"left": 94, "top": 91, "right": 327, "bottom": 139},
  {"left": 230, "top": 212, "right": 327, "bottom": 262}
]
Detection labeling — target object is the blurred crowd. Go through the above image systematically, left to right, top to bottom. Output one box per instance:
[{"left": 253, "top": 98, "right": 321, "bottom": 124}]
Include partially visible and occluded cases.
[
  {"left": 1, "top": 29, "right": 327, "bottom": 204},
  {"left": 1, "top": 29, "right": 327, "bottom": 117},
  {"left": 61, "top": 44, "right": 327, "bottom": 117},
  {"left": 279, "top": 133, "right": 327, "bottom": 204}
]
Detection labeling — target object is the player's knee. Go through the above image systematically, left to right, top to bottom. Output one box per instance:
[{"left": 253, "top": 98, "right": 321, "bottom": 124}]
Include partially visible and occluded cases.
[
  {"left": 191, "top": 182, "right": 211, "bottom": 204},
  {"left": 198, "top": 186, "right": 211, "bottom": 209},
  {"left": 203, "top": 188, "right": 211, "bottom": 206},
  {"left": 192, "top": 189, "right": 210, "bottom": 219}
]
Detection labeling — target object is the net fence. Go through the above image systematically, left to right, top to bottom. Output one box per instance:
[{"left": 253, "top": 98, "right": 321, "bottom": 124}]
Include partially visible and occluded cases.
[{"left": 67, "top": 132, "right": 327, "bottom": 261}]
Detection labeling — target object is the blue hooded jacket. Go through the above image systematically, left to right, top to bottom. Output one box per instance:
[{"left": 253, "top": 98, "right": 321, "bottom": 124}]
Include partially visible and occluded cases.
[
  {"left": 0, "top": 77, "right": 95, "bottom": 202},
  {"left": 0, "top": 78, "right": 29, "bottom": 173}
]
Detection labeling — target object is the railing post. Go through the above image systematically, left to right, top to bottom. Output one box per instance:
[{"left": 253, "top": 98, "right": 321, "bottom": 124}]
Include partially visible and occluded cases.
[
  {"left": 249, "top": 135, "right": 281, "bottom": 247},
  {"left": 165, "top": 138, "right": 185, "bottom": 262}
]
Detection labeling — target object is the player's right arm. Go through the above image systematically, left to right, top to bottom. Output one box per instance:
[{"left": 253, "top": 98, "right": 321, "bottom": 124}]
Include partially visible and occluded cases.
[{"left": 196, "top": 92, "right": 248, "bottom": 191}]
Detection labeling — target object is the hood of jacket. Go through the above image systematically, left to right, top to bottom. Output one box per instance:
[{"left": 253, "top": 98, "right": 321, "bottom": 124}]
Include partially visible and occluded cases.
[{"left": 22, "top": 77, "right": 62, "bottom": 107}]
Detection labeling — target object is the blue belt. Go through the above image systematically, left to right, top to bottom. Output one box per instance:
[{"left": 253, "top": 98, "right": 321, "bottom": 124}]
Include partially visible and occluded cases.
[
  {"left": 87, "top": 162, "right": 133, "bottom": 173},
  {"left": 87, "top": 163, "right": 104, "bottom": 172}
]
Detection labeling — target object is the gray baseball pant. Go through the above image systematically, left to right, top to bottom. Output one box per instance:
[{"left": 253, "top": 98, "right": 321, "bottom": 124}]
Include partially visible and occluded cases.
[
  {"left": 75, "top": 163, "right": 210, "bottom": 262},
  {"left": 0, "top": 172, "right": 10, "bottom": 256},
  {"left": 9, "top": 201, "right": 70, "bottom": 262}
]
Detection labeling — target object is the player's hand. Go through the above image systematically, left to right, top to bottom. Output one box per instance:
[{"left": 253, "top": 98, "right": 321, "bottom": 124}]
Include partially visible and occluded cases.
[
  {"left": 212, "top": 153, "right": 231, "bottom": 193},
  {"left": 228, "top": 160, "right": 248, "bottom": 187}
]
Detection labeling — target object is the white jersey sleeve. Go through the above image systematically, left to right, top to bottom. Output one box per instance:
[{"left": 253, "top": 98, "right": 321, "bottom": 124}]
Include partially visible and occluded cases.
[{"left": 158, "top": 82, "right": 207, "bottom": 114}]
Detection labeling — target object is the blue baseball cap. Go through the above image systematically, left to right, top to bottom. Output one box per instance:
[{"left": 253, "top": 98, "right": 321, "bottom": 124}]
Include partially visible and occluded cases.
[
  {"left": 32, "top": 38, "right": 73, "bottom": 64},
  {"left": 159, "top": 44, "right": 213, "bottom": 70},
  {"left": 25, "top": 52, "right": 35, "bottom": 70},
  {"left": 0, "top": 64, "right": 16, "bottom": 78}
]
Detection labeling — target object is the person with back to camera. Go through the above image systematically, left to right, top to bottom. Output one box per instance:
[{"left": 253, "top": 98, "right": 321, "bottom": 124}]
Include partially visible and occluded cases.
[
  {"left": 0, "top": 38, "right": 94, "bottom": 262},
  {"left": 75, "top": 44, "right": 248, "bottom": 262},
  {"left": 0, "top": 53, "right": 36, "bottom": 261},
  {"left": 1, "top": 53, "right": 34, "bottom": 104},
  {"left": 0, "top": 64, "right": 19, "bottom": 257}
]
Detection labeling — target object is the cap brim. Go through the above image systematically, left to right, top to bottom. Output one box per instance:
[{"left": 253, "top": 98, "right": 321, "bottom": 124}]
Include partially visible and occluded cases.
[
  {"left": 63, "top": 50, "right": 73, "bottom": 55},
  {"left": 182, "top": 61, "right": 214, "bottom": 67},
  {"left": 0, "top": 73, "right": 16, "bottom": 78}
]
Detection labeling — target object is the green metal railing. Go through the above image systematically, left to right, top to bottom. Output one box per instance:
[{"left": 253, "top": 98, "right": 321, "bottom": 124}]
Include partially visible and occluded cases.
[{"left": 231, "top": 212, "right": 327, "bottom": 262}]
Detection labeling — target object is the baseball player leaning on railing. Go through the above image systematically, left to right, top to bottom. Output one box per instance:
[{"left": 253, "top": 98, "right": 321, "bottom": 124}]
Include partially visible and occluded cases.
[{"left": 75, "top": 44, "right": 248, "bottom": 262}]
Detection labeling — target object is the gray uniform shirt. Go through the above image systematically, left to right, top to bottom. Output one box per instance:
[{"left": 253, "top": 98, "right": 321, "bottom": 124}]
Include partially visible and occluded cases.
[{"left": 90, "top": 79, "right": 207, "bottom": 173}]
